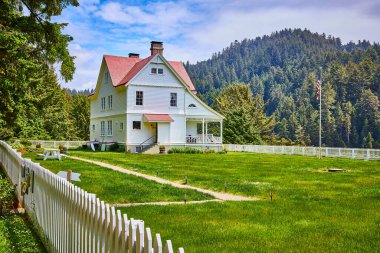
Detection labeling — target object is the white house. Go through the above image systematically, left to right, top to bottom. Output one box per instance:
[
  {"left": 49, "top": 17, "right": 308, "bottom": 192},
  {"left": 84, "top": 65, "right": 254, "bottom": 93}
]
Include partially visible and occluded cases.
[{"left": 89, "top": 41, "right": 224, "bottom": 153}]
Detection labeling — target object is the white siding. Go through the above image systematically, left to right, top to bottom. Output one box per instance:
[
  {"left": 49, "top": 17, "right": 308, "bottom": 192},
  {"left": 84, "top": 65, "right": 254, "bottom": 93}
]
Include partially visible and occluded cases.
[
  {"left": 129, "top": 57, "right": 182, "bottom": 88},
  {"left": 91, "top": 65, "right": 126, "bottom": 119},
  {"left": 127, "top": 85, "right": 185, "bottom": 115},
  {"left": 184, "top": 92, "right": 219, "bottom": 118},
  {"left": 126, "top": 114, "right": 156, "bottom": 145},
  {"left": 90, "top": 115, "right": 126, "bottom": 143},
  {"left": 169, "top": 115, "right": 186, "bottom": 143},
  {"left": 186, "top": 121, "right": 197, "bottom": 136},
  {"left": 157, "top": 123, "right": 170, "bottom": 144}
]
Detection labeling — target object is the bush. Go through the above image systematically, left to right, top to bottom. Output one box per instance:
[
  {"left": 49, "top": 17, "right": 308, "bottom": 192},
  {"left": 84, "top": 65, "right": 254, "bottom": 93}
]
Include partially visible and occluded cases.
[
  {"left": 20, "top": 139, "right": 32, "bottom": 147},
  {"left": 10, "top": 142, "right": 24, "bottom": 151},
  {"left": 109, "top": 142, "right": 120, "bottom": 151},
  {"left": 36, "top": 143, "right": 41, "bottom": 149},
  {"left": 168, "top": 147, "right": 203, "bottom": 154},
  {"left": 204, "top": 149, "right": 215, "bottom": 154},
  {"left": 0, "top": 175, "right": 16, "bottom": 214}
]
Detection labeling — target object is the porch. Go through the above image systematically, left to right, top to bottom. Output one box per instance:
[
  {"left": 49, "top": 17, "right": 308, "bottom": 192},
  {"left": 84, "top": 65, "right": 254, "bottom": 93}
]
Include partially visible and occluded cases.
[{"left": 186, "top": 117, "right": 223, "bottom": 144}]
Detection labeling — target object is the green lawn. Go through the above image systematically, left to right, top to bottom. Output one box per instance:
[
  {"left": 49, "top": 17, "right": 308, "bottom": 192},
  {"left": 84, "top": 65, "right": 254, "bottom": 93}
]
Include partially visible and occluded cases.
[
  {"left": 69, "top": 150, "right": 380, "bottom": 252},
  {"left": 23, "top": 152, "right": 211, "bottom": 204},
  {"left": 0, "top": 214, "right": 47, "bottom": 253}
]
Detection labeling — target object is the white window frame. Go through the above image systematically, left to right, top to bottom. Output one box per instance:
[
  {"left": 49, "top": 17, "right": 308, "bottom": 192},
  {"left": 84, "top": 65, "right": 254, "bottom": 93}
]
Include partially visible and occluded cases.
[
  {"left": 151, "top": 68, "right": 157, "bottom": 74},
  {"left": 158, "top": 68, "right": 164, "bottom": 75},
  {"left": 136, "top": 91, "right": 143, "bottom": 106},
  {"left": 170, "top": 93, "right": 177, "bottom": 107},
  {"left": 108, "top": 95, "right": 113, "bottom": 110},
  {"left": 101, "top": 97, "right": 106, "bottom": 111},
  {"left": 107, "top": 120, "right": 113, "bottom": 136},
  {"left": 100, "top": 121, "right": 105, "bottom": 136},
  {"left": 133, "top": 121, "right": 141, "bottom": 130},
  {"left": 120, "top": 122, "right": 124, "bottom": 131},
  {"left": 92, "top": 124, "right": 95, "bottom": 131}
]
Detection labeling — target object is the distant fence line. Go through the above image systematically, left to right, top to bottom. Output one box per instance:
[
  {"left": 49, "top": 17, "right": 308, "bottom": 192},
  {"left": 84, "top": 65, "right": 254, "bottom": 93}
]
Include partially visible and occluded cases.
[
  {"left": 0, "top": 140, "right": 185, "bottom": 253},
  {"left": 15, "top": 140, "right": 89, "bottom": 149},
  {"left": 224, "top": 144, "right": 380, "bottom": 160}
]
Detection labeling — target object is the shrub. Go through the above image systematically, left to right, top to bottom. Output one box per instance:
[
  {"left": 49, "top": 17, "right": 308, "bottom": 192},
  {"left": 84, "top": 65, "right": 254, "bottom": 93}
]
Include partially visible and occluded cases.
[
  {"left": 20, "top": 139, "right": 32, "bottom": 147},
  {"left": 10, "top": 142, "right": 24, "bottom": 151},
  {"left": 109, "top": 142, "right": 120, "bottom": 151},
  {"left": 36, "top": 143, "right": 41, "bottom": 149},
  {"left": 168, "top": 147, "right": 203, "bottom": 154},
  {"left": 204, "top": 149, "right": 215, "bottom": 154},
  {"left": 0, "top": 175, "right": 16, "bottom": 214}
]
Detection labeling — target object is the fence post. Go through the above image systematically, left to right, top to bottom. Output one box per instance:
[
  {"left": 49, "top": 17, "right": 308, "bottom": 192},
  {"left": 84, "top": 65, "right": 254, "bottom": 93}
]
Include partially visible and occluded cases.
[
  {"left": 326, "top": 148, "right": 329, "bottom": 157},
  {"left": 339, "top": 148, "right": 341, "bottom": 157},
  {"left": 352, "top": 149, "right": 355, "bottom": 159},
  {"left": 366, "top": 149, "right": 370, "bottom": 160}
]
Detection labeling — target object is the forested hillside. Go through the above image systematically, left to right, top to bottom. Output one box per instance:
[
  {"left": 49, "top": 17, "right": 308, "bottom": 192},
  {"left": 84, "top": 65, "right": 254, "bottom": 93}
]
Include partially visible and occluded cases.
[{"left": 186, "top": 29, "right": 380, "bottom": 148}]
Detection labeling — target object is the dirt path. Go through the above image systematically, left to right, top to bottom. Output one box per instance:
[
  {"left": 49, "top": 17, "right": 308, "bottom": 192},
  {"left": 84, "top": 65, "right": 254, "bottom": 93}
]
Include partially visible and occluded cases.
[
  {"left": 68, "top": 156, "right": 257, "bottom": 201},
  {"left": 111, "top": 199, "right": 223, "bottom": 207}
]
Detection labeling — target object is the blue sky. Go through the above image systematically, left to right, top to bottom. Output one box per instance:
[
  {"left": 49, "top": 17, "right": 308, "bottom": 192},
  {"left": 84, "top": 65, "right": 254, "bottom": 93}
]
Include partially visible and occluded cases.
[{"left": 57, "top": 0, "right": 380, "bottom": 90}]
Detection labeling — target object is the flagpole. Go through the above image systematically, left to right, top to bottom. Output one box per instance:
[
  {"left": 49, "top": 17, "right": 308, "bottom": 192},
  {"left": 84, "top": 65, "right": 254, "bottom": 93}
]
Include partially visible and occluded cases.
[{"left": 319, "top": 67, "right": 322, "bottom": 159}]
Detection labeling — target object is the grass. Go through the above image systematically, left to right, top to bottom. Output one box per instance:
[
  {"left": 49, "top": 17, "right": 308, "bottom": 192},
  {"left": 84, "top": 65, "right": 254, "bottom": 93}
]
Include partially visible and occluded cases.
[
  {"left": 69, "top": 150, "right": 380, "bottom": 252},
  {"left": 69, "top": 150, "right": 380, "bottom": 199},
  {"left": 22, "top": 152, "right": 211, "bottom": 204},
  {"left": 0, "top": 168, "right": 46, "bottom": 253},
  {"left": 0, "top": 214, "right": 47, "bottom": 253}
]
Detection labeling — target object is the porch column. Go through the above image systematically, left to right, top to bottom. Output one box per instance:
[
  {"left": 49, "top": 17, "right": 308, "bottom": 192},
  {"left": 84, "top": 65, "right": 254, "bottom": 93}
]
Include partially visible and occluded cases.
[
  {"left": 202, "top": 118, "right": 205, "bottom": 144},
  {"left": 220, "top": 120, "right": 223, "bottom": 143},
  {"left": 205, "top": 121, "right": 208, "bottom": 143}
]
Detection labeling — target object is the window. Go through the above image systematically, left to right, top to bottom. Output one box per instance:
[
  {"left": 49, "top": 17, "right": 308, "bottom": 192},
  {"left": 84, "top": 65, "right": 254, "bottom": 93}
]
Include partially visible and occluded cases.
[
  {"left": 151, "top": 68, "right": 157, "bottom": 74},
  {"left": 158, "top": 68, "right": 164, "bottom": 74},
  {"left": 136, "top": 91, "right": 143, "bottom": 105},
  {"left": 170, "top": 93, "right": 177, "bottom": 107},
  {"left": 108, "top": 95, "right": 113, "bottom": 109},
  {"left": 101, "top": 97, "right": 106, "bottom": 110},
  {"left": 188, "top": 104, "right": 196, "bottom": 108},
  {"left": 107, "top": 120, "right": 113, "bottom": 136},
  {"left": 100, "top": 121, "right": 105, "bottom": 136},
  {"left": 133, "top": 121, "right": 141, "bottom": 130},
  {"left": 120, "top": 122, "right": 124, "bottom": 130},
  {"left": 92, "top": 124, "right": 95, "bottom": 131}
]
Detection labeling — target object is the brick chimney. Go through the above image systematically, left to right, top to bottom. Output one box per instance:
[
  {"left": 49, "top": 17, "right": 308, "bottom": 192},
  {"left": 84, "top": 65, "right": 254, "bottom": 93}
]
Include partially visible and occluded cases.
[
  {"left": 150, "top": 41, "right": 164, "bottom": 55},
  {"left": 128, "top": 53, "right": 140, "bottom": 58}
]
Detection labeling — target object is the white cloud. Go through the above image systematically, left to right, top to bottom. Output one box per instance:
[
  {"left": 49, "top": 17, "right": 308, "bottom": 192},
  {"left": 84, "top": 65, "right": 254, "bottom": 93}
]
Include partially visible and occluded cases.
[
  {"left": 58, "top": 0, "right": 380, "bottom": 90},
  {"left": 60, "top": 44, "right": 102, "bottom": 90}
]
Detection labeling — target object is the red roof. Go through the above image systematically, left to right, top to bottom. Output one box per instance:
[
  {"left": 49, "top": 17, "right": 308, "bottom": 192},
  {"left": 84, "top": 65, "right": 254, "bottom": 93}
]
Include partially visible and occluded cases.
[
  {"left": 102, "top": 54, "right": 196, "bottom": 92},
  {"left": 144, "top": 114, "right": 174, "bottom": 122}
]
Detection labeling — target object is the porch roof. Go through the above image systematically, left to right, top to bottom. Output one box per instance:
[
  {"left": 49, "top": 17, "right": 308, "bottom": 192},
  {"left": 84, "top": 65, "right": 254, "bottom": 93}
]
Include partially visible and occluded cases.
[{"left": 144, "top": 114, "right": 174, "bottom": 122}]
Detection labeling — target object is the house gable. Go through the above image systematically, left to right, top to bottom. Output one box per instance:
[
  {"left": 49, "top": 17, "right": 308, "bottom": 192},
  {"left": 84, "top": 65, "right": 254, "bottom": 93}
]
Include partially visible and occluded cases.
[{"left": 128, "top": 54, "right": 183, "bottom": 88}]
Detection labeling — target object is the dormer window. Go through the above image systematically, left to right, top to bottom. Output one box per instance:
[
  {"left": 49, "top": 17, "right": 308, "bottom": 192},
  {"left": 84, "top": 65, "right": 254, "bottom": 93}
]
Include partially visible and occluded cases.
[
  {"left": 151, "top": 67, "right": 163, "bottom": 75},
  {"left": 188, "top": 104, "right": 196, "bottom": 108}
]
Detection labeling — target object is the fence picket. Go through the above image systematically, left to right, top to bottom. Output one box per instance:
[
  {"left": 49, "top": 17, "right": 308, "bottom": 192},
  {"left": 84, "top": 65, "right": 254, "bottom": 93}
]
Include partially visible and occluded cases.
[
  {"left": 144, "top": 228, "right": 153, "bottom": 253},
  {"left": 154, "top": 234, "right": 163, "bottom": 253},
  {"left": 164, "top": 240, "right": 174, "bottom": 253}
]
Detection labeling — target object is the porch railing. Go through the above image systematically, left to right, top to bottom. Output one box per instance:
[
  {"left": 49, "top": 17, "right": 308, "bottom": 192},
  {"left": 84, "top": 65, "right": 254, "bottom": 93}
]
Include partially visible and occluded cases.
[{"left": 186, "top": 134, "right": 222, "bottom": 144}]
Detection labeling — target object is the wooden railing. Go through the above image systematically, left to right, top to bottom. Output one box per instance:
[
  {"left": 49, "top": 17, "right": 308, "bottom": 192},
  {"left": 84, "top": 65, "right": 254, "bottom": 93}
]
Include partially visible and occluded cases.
[
  {"left": 186, "top": 135, "right": 222, "bottom": 144},
  {"left": 0, "top": 140, "right": 185, "bottom": 253},
  {"left": 224, "top": 144, "right": 380, "bottom": 160}
]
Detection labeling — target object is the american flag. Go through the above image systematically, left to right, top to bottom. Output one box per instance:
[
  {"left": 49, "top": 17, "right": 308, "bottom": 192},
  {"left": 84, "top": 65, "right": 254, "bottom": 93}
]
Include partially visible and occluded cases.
[{"left": 316, "top": 80, "right": 321, "bottom": 101}]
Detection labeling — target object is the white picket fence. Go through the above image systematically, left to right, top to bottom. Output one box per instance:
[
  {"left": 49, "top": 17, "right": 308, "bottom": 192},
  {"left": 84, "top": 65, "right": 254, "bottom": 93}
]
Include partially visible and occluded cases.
[
  {"left": 0, "top": 140, "right": 184, "bottom": 253},
  {"left": 15, "top": 140, "right": 89, "bottom": 149},
  {"left": 224, "top": 144, "right": 380, "bottom": 160}
]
